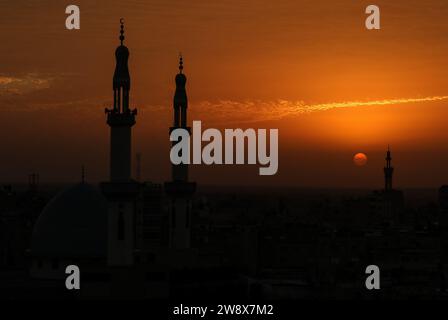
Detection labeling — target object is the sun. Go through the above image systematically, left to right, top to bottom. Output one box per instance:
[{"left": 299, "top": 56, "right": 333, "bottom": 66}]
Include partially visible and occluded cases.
[{"left": 353, "top": 153, "right": 368, "bottom": 166}]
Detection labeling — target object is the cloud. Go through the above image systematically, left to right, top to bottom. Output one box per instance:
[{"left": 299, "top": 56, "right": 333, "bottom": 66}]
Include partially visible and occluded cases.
[
  {"left": 0, "top": 73, "right": 53, "bottom": 95},
  {"left": 189, "top": 96, "right": 448, "bottom": 124}
]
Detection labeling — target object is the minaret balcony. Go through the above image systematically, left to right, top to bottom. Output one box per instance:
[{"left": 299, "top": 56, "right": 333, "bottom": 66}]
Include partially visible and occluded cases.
[{"left": 105, "top": 108, "right": 137, "bottom": 126}]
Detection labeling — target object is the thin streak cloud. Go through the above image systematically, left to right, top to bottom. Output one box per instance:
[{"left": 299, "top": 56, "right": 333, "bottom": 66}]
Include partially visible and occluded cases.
[
  {"left": 0, "top": 73, "right": 52, "bottom": 95},
  {"left": 191, "top": 96, "right": 448, "bottom": 124}
]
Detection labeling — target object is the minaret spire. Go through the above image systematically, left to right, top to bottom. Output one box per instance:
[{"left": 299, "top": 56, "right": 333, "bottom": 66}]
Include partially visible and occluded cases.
[
  {"left": 119, "top": 18, "right": 125, "bottom": 45},
  {"left": 110, "top": 19, "right": 132, "bottom": 114},
  {"left": 179, "top": 53, "right": 183, "bottom": 73},
  {"left": 173, "top": 54, "right": 188, "bottom": 128}
]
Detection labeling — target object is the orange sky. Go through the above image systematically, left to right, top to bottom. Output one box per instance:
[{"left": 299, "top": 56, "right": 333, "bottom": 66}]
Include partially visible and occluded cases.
[{"left": 1, "top": 0, "right": 448, "bottom": 187}]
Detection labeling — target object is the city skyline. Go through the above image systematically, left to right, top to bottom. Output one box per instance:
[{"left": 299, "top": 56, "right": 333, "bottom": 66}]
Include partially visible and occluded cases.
[{"left": 2, "top": 2, "right": 448, "bottom": 302}]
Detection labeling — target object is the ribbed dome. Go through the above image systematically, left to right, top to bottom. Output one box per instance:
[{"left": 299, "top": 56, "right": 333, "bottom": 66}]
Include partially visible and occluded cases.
[{"left": 31, "top": 183, "right": 108, "bottom": 259}]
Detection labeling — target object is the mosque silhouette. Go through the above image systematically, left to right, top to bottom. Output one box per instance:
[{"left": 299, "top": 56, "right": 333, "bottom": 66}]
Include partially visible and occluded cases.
[{"left": 28, "top": 21, "right": 201, "bottom": 298}]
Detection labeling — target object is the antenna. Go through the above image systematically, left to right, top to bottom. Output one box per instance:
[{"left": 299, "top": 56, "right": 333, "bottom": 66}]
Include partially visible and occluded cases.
[{"left": 136, "top": 152, "right": 141, "bottom": 182}]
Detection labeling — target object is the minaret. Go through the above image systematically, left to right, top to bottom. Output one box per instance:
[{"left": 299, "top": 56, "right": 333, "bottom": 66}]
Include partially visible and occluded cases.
[
  {"left": 105, "top": 19, "right": 137, "bottom": 182},
  {"left": 101, "top": 20, "right": 140, "bottom": 266},
  {"left": 172, "top": 54, "right": 189, "bottom": 182},
  {"left": 165, "top": 55, "right": 196, "bottom": 249},
  {"left": 384, "top": 146, "right": 394, "bottom": 192}
]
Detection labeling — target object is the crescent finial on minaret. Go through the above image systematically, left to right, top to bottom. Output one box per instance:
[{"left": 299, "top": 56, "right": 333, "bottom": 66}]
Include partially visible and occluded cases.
[
  {"left": 119, "top": 18, "right": 125, "bottom": 45},
  {"left": 179, "top": 52, "right": 184, "bottom": 73}
]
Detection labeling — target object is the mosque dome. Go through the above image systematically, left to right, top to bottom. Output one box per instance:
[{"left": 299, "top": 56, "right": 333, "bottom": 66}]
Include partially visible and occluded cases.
[{"left": 31, "top": 183, "right": 108, "bottom": 259}]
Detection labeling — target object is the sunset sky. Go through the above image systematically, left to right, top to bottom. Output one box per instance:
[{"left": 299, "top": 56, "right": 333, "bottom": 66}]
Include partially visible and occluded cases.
[{"left": 2, "top": 0, "right": 448, "bottom": 187}]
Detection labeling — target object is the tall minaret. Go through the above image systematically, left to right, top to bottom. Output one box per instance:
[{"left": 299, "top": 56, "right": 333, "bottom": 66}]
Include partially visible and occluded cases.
[
  {"left": 106, "top": 19, "right": 137, "bottom": 182},
  {"left": 101, "top": 20, "right": 140, "bottom": 266},
  {"left": 165, "top": 55, "right": 196, "bottom": 249},
  {"left": 384, "top": 146, "right": 394, "bottom": 192}
]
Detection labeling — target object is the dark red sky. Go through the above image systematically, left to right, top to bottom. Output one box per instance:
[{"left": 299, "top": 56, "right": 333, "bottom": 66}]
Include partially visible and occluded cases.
[{"left": 2, "top": 0, "right": 448, "bottom": 187}]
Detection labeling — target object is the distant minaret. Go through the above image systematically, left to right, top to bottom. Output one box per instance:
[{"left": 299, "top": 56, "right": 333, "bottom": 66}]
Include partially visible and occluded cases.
[
  {"left": 101, "top": 20, "right": 140, "bottom": 266},
  {"left": 165, "top": 55, "right": 196, "bottom": 249},
  {"left": 384, "top": 146, "right": 394, "bottom": 192}
]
